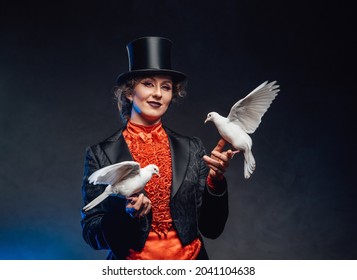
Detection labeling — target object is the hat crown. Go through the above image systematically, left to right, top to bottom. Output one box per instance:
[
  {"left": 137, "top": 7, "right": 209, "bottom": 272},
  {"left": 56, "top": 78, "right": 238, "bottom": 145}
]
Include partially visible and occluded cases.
[
  {"left": 116, "top": 36, "right": 186, "bottom": 84},
  {"left": 127, "top": 37, "right": 173, "bottom": 71}
]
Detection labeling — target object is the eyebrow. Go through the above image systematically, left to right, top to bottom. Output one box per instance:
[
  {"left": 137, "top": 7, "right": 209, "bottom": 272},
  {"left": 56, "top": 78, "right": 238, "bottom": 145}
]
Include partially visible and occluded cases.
[{"left": 142, "top": 77, "right": 172, "bottom": 84}]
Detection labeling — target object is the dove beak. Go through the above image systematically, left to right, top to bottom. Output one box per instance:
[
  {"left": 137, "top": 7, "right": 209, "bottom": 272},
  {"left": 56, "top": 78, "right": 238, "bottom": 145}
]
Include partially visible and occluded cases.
[{"left": 204, "top": 118, "right": 208, "bottom": 124}]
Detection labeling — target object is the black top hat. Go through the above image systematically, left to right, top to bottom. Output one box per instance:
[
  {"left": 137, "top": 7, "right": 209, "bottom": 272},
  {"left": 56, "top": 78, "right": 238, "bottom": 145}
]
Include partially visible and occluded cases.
[{"left": 116, "top": 36, "right": 187, "bottom": 85}]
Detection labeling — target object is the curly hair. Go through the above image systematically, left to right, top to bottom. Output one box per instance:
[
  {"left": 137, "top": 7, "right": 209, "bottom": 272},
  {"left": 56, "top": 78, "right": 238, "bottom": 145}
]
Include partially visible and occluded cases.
[{"left": 113, "top": 75, "right": 187, "bottom": 122}]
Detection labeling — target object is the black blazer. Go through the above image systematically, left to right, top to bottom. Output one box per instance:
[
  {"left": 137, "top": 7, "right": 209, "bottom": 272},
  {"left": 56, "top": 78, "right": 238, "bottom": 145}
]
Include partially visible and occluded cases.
[{"left": 80, "top": 126, "right": 229, "bottom": 259}]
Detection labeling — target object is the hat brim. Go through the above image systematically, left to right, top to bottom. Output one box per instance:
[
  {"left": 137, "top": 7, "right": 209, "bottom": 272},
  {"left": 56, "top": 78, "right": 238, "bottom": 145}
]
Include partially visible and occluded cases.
[{"left": 116, "top": 69, "right": 187, "bottom": 85}]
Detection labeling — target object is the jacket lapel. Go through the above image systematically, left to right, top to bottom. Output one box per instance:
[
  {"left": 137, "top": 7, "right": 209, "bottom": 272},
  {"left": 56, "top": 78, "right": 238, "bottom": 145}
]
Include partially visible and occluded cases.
[
  {"left": 101, "top": 128, "right": 133, "bottom": 164},
  {"left": 166, "top": 128, "right": 190, "bottom": 198}
]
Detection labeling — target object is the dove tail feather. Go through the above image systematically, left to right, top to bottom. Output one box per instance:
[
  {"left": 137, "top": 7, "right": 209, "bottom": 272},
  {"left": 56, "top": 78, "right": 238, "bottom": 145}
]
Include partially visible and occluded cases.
[
  {"left": 243, "top": 150, "right": 256, "bottom": 179},
  {"left": 82, "top": 187, "right": 112, "bottom": 211}
]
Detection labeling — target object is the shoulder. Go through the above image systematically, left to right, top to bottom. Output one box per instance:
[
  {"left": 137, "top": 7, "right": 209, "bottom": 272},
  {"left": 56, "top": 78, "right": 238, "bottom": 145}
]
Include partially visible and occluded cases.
[
  {"left": 164, "top": 126, "right": 206, "bottom": 151},
  {"left": 164, "top": 126, "right": 201, "bottom": 141},
  {"left": 85, "top": 127, "right": 125, "bottom": 159},
  {"left": 89, "top": 127, "right": 125, "bottom": 147}
]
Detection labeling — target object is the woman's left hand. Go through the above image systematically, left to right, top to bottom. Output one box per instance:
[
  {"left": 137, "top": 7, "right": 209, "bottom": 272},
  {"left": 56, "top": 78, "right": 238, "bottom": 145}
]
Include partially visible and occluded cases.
[
  {"left": 203, "top": 138, "right": 237, "bottom": 180},
  {"left": 126, "top": 193, "right": 151, "bottom": 218}
]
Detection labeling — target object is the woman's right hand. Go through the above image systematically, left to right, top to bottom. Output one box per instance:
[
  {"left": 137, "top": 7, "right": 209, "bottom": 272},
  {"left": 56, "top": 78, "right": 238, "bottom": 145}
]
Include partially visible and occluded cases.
[{"left": 125, "top": 193, "right": 151, "bottom": 218}]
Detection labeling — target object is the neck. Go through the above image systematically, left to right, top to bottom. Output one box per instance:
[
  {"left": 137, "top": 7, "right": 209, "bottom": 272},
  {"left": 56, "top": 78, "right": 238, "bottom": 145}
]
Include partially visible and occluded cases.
[
  {"left": 129, "top": 112, "right": 162, "bottom": 127},
  {"left": 129, "top": 118, "right": 162, "bottom": 127},
  {"left": 127, "top": 120, "right": 162, "bottom": 132}
]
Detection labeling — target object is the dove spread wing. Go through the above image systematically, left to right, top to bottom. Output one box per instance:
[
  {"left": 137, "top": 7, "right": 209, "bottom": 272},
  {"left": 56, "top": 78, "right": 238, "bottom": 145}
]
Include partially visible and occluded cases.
[
  {"left": 227, "top": 81, "right": 280, "bottom": 134},
  {"left": 88, "top": 161, "right": 141, "bottom": 185}
]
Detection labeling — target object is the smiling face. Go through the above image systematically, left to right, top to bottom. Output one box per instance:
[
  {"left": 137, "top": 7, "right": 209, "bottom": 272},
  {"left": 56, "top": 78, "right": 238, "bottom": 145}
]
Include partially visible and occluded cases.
[{"left": 127, "top": 75, "right": 173, "bottom": 126}]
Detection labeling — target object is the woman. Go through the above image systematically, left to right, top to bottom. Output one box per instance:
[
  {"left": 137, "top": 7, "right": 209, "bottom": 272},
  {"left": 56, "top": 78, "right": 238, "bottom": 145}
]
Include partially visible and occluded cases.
[{"left": 81, "top": 37, "right": 235, "bottom": 259}]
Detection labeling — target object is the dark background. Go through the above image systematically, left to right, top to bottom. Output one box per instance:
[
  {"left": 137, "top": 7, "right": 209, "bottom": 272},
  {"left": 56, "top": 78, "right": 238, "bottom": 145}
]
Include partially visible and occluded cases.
[{"left": 0, "top": 0, "right": 355, "bottom": 259}]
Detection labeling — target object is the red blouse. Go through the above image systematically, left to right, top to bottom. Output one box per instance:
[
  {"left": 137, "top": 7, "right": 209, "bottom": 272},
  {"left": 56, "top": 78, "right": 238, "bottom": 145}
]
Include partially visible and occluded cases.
[{"left": 123, "top": 121, "right": 201, "bottom": 259}]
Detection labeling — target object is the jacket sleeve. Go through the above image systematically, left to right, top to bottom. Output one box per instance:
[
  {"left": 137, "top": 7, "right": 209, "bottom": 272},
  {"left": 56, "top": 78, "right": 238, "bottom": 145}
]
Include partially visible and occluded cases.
[
  {"left": 194, "top": 138, "right": 229, "bottom": 239},
  {"left": 80, "top": 146, "right": 141, "bottom": 258},
  {"left": 80, "top": 146, "right": 109, "bottom": 250}
]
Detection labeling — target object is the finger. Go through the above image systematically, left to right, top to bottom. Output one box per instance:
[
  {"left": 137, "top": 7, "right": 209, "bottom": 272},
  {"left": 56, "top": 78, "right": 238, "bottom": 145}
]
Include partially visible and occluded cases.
[
  {"left": 212, "top": 138, "right": 226, "bottom": 153},
  {"left": 226, "top": 149, "right": 234, "bottom": 159},
  {"left": 211, "top": 150, "right": 229, "bottom": 163},
  {"left": 211, "top": 151, "right": 233, "bottom": 169},
  {"left": 203, "top": 155, "right": 225, "bottom": 173},
  {"left": 203, "top": 155, "right": 217, "bottom": 166},
  {"left": 203, "top": 155, "right": 223, "bottom": 168},
  {"left": 207, "top": 164, "right": 223, "bottom": 177},
  {"left": 127, "top": 192, "right": 141, "bottom": 204},
  {"left": 132, "top": 193, "right": 144, "bottom": 211},
  {"left": 127, "top": 196, "right": 138, "bottom": 205},
  {"left": 141, "top": 196, "right": 150, "bottom": 209},
  {"left": 138, "top": 197, "right": 151, "bottom": 217},
  {"left": 140, "top": 202, "right": 152, "bottom": 217},
  {"left": 140, "top": 204, "right": 151, "bottom": 217}
]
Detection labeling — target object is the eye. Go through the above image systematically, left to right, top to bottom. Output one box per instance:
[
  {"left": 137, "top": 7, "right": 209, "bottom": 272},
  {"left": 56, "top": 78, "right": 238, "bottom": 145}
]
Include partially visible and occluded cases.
[
  {"left": 141, "top": 80, "right": 154, "bottom": 87},
  {"left": 161, "top": 84, "right": 172, "bottom": 91}
]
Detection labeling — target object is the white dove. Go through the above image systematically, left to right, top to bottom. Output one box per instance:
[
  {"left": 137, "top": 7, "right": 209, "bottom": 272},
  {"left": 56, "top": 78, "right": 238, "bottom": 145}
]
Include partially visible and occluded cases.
[
  {"left": 204, "top": 80, "right": 280, "bottom": 179},
  {"left": 83, "top": 161, "right": 159, "bottom": 211}
]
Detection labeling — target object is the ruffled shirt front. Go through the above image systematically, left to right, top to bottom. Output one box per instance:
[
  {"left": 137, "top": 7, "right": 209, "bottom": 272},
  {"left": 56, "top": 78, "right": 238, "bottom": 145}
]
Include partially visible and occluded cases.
[{"left": 123, "top": 121, "right": 201, "bottom": 259}]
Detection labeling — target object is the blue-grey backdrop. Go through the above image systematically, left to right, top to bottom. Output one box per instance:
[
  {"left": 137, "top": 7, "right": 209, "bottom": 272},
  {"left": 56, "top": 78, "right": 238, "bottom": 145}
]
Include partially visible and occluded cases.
[{"left": 0, "top": 0, "right": 355, "bottom": 259}]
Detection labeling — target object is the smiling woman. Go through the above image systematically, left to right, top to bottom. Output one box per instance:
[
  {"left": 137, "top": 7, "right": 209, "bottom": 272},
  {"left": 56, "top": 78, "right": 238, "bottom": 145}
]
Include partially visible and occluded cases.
[
  {"left": 80, "top": 36, "right": 236, "bottom": 260},
  {"left": 114, "top": 74, "right": 186, "bottom": 124},
  {"left": 115, "top": 76, "right": 176, "bottom": 125},
  {"left": 129, "top": 76, "right": 173, "bottom": 125}
]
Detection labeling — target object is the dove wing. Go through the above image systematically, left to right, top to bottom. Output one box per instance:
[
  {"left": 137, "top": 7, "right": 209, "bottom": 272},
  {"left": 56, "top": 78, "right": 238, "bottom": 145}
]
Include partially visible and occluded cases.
[
  {"left": 227, "top": 81, "right": 280, "bottom": 134},
  {"left": 88, "top": 161, "right": 141, "bottom": 185},
  {"left": 82, "top": 187, "right": 113, "bottom": 211}
]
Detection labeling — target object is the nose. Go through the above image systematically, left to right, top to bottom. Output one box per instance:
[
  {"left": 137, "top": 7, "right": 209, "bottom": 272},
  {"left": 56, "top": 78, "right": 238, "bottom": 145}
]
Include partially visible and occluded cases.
[{"left": 152, "top": 86, "right": 162, "bottom": 98}]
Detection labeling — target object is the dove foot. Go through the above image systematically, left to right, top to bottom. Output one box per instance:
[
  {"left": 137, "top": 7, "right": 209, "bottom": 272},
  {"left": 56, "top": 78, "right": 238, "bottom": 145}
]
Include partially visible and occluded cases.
[{"left": 231, "top": 150, "right": 240, "bottom": 159}]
